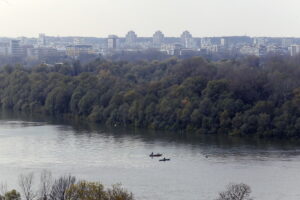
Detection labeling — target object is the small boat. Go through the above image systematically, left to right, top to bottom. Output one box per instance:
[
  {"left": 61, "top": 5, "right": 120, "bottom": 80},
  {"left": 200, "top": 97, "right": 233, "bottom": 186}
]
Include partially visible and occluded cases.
[
  {"left": 149, "top": 152, "right": 162, "bottom": 157},
  {"left": 159, "top": 157, "right": 171, "bottom": 162}
]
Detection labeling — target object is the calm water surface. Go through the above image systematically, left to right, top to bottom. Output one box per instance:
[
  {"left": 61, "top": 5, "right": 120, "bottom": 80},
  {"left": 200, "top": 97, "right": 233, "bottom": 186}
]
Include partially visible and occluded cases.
[{"left": 0, "top": 114, "right": 300, "bottom": 200}]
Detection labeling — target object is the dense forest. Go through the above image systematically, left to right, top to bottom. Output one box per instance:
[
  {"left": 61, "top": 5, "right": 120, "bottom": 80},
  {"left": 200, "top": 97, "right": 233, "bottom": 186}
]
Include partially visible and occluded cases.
[{"left": 1, "top": 55, "right": 300, "bottom": 138}]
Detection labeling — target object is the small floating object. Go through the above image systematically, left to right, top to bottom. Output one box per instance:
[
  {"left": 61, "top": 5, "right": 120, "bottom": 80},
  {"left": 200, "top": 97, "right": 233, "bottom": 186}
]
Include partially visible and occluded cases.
[
  {"left": 149, "top": 152, "right": 162, "bottom": 157},
  {"left": 205, "top": 155, "right": 209, "bottom": 158},
  {"left": 159, "top": 157, "right": 171, "bottom": 162}
]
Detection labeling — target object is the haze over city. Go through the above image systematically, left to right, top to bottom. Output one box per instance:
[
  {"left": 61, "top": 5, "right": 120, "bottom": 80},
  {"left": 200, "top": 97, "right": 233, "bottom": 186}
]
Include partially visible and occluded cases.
[
  {"left": 0, "top": 0, "right": 300, "bottom": 37},
  {"left": 2, "top": 1, "right": 300, "bottom": 200}
]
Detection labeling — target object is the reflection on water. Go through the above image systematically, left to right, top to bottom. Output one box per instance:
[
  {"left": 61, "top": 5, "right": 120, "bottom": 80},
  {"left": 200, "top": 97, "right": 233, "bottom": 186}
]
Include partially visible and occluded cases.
[{"left": 0, "top": 112, "right": 300, "bottom": 200}]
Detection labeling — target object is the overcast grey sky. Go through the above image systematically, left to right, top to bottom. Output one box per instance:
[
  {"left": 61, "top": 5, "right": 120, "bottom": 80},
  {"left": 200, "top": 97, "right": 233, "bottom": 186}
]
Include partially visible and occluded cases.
[{"left": 0, "top": 0, "right": 300, "bottom": 37}]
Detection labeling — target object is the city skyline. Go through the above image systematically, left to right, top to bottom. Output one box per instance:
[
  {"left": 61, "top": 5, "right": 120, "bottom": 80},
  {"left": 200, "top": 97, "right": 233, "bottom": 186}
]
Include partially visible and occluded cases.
[
  {"left": 0, "top": 0, "right": 300, "bottom": 38},
  {"left": 1, "top": 29, "right": 300, "bottom": 62},
  {"left": 2, "top": 31, "right": 300, "bottom": 40}
]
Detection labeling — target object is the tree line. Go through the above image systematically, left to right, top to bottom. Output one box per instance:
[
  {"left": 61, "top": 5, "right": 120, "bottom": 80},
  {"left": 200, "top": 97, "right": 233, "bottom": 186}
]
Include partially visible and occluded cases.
[
  {"left": 1, "top": 55, "right": 300, "bottom": 137},
  {"left": 0, "top": 170, "right": 253, "bottom": 200},
  {"left": 0, "top": 171, "right": 133, "bottom": 200}
]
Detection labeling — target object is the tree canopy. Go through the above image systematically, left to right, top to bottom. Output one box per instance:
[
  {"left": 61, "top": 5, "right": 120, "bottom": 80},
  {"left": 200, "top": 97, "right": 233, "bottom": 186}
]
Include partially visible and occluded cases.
[{"left": 1, "top": 55, "right": 300, "bottom": 138}]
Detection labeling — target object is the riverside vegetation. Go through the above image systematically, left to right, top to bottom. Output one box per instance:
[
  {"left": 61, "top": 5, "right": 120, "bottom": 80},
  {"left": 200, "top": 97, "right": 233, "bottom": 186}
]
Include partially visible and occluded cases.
[
  {"left": 1, "top": 55, "right": 300, "bottom": 137},
  {"left": 0, "top": 171, "right": 252, "bottom": 200},
  {"left": 0, "top": 171, "right": 133, "bottom": 200}
]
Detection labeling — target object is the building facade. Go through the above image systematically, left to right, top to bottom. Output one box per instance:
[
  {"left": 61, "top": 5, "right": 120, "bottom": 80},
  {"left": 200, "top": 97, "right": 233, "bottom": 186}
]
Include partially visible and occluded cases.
[
  {"left": 125, "top": 31, "right": 138, "bottom": 47},
  {"left": 153, "top": 31, "right": 164, "bottom": 47},
  {"left": 181, "top": 31, "right": 194, "bottom": 48},
  {"left": 107, "top": 35, "right": 120, "bottom": 50},
  {"left": 9, "top": 40, "right": 23, "bottom": 57},
  {"left": 66, "top": 44, "right": 93, "bottom": 58},
  {"left": 289, "top": 45, "right": 300, "bottom": 56}
]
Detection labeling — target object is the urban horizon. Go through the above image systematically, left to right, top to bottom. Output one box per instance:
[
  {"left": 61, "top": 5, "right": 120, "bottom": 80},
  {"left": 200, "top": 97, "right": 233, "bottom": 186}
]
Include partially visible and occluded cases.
[
  {"left": 1, "top": 30, "right": 300, "bottom": 68},
  {"left": 2, "top": 32, "right": 300, "bottom": 39}
]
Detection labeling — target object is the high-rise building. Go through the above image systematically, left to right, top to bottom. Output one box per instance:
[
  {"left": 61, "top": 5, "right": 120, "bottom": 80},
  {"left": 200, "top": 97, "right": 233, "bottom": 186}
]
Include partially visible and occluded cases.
[
  {"left": 125, "top": 31, "right": 138, "bottom": 46},
  {"left": 153, "top": 31, "right": 164, "bottom": 47},
  {"left": 181, "top": 31, "right": 194, "bottom": 48},
  {"left": 38, "top": 33, "right": 47, "bottom": 46},
  {"left": 107, "top": 35, "right": 119, "bottom": 50},
  {"left": 253, "top": 37, "right": 267, "bottom": 46},
  {"left": 201, "top": 38, "right": 212, "bottom": 48},
  {"left": 220, "top": 38, "right": 228, "bottom": 47},
  {"left": 282, "top": 38, "right": 293, "bottom": 48},
  {"left": 9, "top": 40, "right": 23, "bottom": 57},
  {"left": 0, "top": 42, "right": 9, "bottom": 56},
  {"left": 289, "top": 45, "right": 300, "bottom": 56}
]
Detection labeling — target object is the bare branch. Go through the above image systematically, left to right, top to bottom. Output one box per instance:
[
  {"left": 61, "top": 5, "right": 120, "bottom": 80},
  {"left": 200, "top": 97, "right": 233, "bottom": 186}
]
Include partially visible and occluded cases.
[
  {"left": 39, "top": 170, "right": 53, "bottom": 200},
  {"left": 18, "top": 172, "right": 36, "bottom": 200},
  {"left": 49, "top": 175, "right": 76, "bottom": 200},
  {"left": 0, "top": 182, "right": 8, "bottom": 197},
  {"left": 216, "top": 183, "right": 252, "bottom": 200}
]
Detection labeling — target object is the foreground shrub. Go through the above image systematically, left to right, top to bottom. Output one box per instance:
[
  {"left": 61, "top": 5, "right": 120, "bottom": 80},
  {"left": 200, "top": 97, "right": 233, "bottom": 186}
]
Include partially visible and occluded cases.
[
  {"left": 4, "top": 172, "right": 134, "bottom": 200},
  {"left": 66, "top": 181, "right": 107, "bottom": 200},
  {"left": 216, "top": 183, "right": 252, "bottom": 200},
  {"left": 106, "top": 184, "right": 134, "bottom": 200},
  {"left": 4, "top": 190, "right": 21, "bottom": 200}
]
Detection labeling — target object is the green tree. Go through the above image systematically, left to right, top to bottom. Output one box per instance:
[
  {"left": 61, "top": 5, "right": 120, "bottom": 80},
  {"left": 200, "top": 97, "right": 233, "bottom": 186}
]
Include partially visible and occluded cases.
[
  {"left": 66, "top": 181, "right": 107, "bottom": 200},
  {"left": 106, "top": 184, "right": 134, "bottom": 200},
  {"left": 4, "top": 190, "right": 21, "bottom": 200}
]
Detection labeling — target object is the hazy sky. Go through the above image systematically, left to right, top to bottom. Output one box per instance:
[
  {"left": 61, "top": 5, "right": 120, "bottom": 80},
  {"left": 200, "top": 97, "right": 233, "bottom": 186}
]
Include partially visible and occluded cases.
[{"left": 0, "top": 0, "right": 300, "bottom": 38}]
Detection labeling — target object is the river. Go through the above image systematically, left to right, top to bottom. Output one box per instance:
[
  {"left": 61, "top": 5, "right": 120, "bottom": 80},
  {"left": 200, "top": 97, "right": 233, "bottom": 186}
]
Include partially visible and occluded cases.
[{"left": 0, "top": 112, "right": 300, "bottom": 200}]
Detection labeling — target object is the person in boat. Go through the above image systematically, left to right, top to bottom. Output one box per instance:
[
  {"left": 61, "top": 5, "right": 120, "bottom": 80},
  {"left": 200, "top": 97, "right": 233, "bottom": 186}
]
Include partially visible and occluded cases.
[
  {"left": 149, "top": 152, "right": 162, "bottom": 157},
  {"left": 159, "top": 157, "right": 170, "bottom": 161}
]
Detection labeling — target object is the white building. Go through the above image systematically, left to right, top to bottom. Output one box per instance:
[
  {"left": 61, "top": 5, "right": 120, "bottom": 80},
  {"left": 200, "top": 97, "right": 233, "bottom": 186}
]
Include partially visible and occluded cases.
[
  {"left": 125, "top": 31, "right": 138, "bottom": 47},
  {"left": 153, "top": 31, "right": 164, "bottom": 48},
  {"left": 181, "top": 31, "right": 195, "bottom": 49},
  {"left": 38, "top": 33, "right": 47, "bottom": 47},
  {"left": 107, "top": 35, "right": 120, "bottom": 50},
  {"left": 253, "top": 37, "right": 267, "bottom": 46},
  {"left": 200, "top": 38, "right": 212, "bottom": 48},
  {"left": 220, "top": 38, "right": 228, "bottom": 48},
  {"left": 282, "top": 38, "right": 293, "bottom": 48},
  {"left": 9, "top": 40, "right": 23, "bottom": 57},
  {"left": 0, "top": 42, "right": 9, "bottom": 56},
  {"left": 161, "top": 43, "right": 182, "bottom": 55},
  {"left": 206, "top": 45, "right": 221, "bottom": 53},
  {"left": 240, "top": 45, "right": 266, "bottom": 57},
  {"left": 266, "top": 45, "right": 287, "bottom": 55},
  {"left": 289, "top": 45, "right": 300, "bottom": 56}
]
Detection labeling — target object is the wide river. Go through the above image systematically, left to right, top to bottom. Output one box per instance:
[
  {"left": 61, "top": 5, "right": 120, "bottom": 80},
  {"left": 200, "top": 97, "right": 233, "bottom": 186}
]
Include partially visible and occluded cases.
[{"left": 0, "top": 113, "right": 300, "bottom": 200}]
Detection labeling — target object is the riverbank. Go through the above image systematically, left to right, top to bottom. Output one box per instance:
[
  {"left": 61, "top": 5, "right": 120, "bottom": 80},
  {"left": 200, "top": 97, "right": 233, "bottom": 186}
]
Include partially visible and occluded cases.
[{"left": 1, "top": 56, "right": 300, "bottom": 138}]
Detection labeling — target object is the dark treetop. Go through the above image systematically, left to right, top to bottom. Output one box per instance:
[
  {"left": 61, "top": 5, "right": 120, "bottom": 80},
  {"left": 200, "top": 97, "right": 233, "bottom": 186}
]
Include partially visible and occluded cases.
[{"left": 1, "top": 55, "right": 300, "bottom": 138}]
